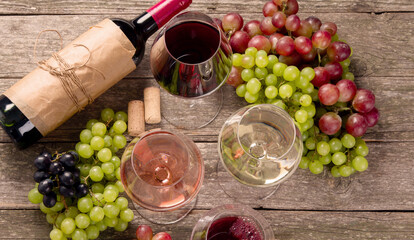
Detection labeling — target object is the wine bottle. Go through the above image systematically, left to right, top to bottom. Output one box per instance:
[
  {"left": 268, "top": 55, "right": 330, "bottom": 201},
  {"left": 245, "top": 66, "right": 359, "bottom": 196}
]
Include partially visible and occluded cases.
[{"left": 0, "top": 0, "right": 191, "bottom": 149}]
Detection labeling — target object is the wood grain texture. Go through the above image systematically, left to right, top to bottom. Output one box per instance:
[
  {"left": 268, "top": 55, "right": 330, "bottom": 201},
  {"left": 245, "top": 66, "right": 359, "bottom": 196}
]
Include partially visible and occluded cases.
[
  {"left": 0, "top": 0, "right": 413, "bottom": 15},
  {"left": 0, "top": 13, "right": 413, "bottom": 79},
  {"left": 1, "top": 141, "right": 414, "bottom": 211},
  {"left": 1, "top": 209, "right": 414, "bottom": 239}
]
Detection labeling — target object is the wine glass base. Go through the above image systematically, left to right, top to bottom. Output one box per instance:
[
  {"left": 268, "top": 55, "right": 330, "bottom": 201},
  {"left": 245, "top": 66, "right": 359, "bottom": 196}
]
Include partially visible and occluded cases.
[
  {"left": 160, "top": 88, "right": 223, "bottom": 129},
  {"left": 215, "top": 161, "right": 279, "bottom": 204},
  {"left": 133, "top": 196, "right": 198, "bottom": 225}
]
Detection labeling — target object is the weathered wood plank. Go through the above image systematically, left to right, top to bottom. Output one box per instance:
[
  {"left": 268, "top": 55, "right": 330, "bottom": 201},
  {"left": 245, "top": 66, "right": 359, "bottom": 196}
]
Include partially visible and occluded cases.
[
  {"left": 0, "top": 0, "right": 413, "bottom": 15},
  {"left": 0, "top": 13, "right": 413, "bottom": 79},
  {"left": 0, "top": 75, "right": 413, "bottom": 143},
  {"left": 1, "top": 141, "right": 414, "bottom": 211},
  {"left": 1, "top": 209, "right": 414, "bottom": 239}
]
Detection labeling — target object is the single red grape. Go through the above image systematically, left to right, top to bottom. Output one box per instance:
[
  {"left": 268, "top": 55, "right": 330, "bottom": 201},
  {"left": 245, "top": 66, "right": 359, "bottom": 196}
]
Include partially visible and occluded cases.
[
  {"left": 285, "top": 0, "right": 299, "bottom": 15},
  {"left": 263, "top": 1, "right": 279, "bottom": 17},
  {"left": 272, "top": 11, "right": 286, "bottom": 28},
  {"left": 222, "top": 13, "right": 244, "bottom": 33},
  {"left": 285, "top": 14, "right": 300, "bottom": 31},
  {"left": 304, "top": 16, "right": 322, "bottom": 32},
  {"left": 260, "top": 17, "right": 278, "bottom": 35},
  {"left": 243, "top": 20, "right": 263, "bottom": 38},
  {"left": 293, "top": 21, "right": 312, "bottom": 38},
  {"left": 320, "top": 22, "right": 338, "bottom": 36},
  {"left": 230, "top": 30, "right": 250, "bottom": 53},
  {"left": 312, "top": 30, "right": 332, "bottom": 49},
  {"left": 269, "top": 33, "right": 284, "bottom": 53},
  {"left": 248, "top": 35, "right": 271, "bottom": 53},
  {"left": 275, "top": 36, "right": 295, "bottom": 56},
  {"left": 294, "top": 36, "right": 312, "bottom": 55},
  {"left": 327, "top": 41, "right": 351, "bottom": 62},
  {"left": 301, "top": 47, "right": 317, "bottom": 62},
  {"left": 279, "top": 51, "right": 301, "bottom": 66},
  {"left": 324, "top": 62, "right": 343, "bottom": 81},
  {"left": 227, "top": 66, "right": 244, "bottom": 87},
  {"left": 311, "top": 67, "right": 330, "bottom": 87},
  {"left": 336, "top": 79, "right": 357, "bottom": 102},
  {"left": 318, "top": 83, "right": 340, "bottom": 105},
  {"left": 352, "top": 89, "right": 376, "bottom": 113},
  {"left": 362, "top": 107, "right": 379, "bottom": 127},
  {"left": 319, "top": 112, "right": 342, "bottom": 135},
  {"left": 346, "top": 113, "right": 368, "bottom": 137},
  {"left": 136, "top": 225, "right": 153, "bottom": 240},
  {"left": 152, "top": 232, "right": 172, "bottom": 240}
]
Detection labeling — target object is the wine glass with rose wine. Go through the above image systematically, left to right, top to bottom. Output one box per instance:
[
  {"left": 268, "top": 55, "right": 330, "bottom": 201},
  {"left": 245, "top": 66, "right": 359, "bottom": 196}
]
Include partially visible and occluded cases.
[
  {"left": 150, "top": 11, "right": 233, "bottom": 129},
  {"left": 217, "top": 104, "right": 303, "bottom": 202},
  {"left": 120, "top": 130, "right": 204, "bottom": 224}
]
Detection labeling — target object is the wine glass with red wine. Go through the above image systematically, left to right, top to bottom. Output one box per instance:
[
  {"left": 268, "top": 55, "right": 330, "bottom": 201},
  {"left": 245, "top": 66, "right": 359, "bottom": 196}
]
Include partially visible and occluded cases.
[
  {"left": 150, "top": 11, "right": 233, "bottom": 129},
  {"left": 120, "top": 130, "right": 204, "bottom": 224},
  {"left": 191, "top": 204, "right": 275, "bottom": 240}
]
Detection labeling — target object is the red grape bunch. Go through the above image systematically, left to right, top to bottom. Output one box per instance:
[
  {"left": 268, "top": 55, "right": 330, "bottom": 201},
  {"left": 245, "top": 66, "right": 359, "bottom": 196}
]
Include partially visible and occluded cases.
[{"left": 222, "top": 0, "right": 379, "bottom": 177}]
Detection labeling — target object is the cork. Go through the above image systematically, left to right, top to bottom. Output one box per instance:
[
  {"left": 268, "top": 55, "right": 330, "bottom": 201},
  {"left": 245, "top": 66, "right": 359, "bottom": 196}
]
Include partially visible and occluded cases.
[
  {"left": 144, "top": 87, "right": 161, "bottom": 124},
  {"left": 128, "top": 100, "right": 145, "bottom": 136}
]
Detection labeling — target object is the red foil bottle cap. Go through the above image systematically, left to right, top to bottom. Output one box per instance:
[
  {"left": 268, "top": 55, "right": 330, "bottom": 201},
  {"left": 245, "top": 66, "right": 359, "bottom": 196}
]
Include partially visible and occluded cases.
[{"left": 147, "top": 0, "right": 192, "bottom": 28}]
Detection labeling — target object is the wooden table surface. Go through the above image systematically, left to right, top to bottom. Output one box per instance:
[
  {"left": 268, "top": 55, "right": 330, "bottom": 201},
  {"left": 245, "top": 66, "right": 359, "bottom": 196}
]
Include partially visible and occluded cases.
[{"left": 1, "top": 0, "right": 414, "bottom": 239}]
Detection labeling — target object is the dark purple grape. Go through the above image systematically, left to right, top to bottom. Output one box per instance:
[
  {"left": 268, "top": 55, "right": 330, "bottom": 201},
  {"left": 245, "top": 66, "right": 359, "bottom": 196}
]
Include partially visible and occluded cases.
[
  {"left": 346, "top": 113, "right": 368, "bottom": 137},
  {"left": 41, "top": 151, "right": 52, "bottom": 160},
  {"left": 68, "top": 151, "right": 79, "bottom": 162},
  {"left": 59, "top": 153, "right": 76, "bottom": 168},
  {"left": 34, "top": 155, "right": 51, "bottom": 170},
  {"left": 49, "top": 162, "right": 64, "bottom": 175},
  {"left": 72, "top": 168, "right": 81, "bottom": 185},
  {"left": 33, "top": 171, "right": 50, "bottom": 183},
  {"left": 59, "top": 171, "right": 75, "bottom": 186},
  {"left": 38, "top": 179, "right": 54, "bottom": 195},
  {"left": 75, "top": 184, "right": 89, "bottom": 198},
  {"left": 59, "top": 185, "right": 75, "bottom": 198},
  {"left": 43, "top": 192, "right": 57, "bottom": 208}
]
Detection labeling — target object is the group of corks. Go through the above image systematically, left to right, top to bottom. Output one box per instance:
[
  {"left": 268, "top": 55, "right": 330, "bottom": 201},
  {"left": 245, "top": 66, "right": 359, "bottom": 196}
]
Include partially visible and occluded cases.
[{"left": 128, "top": 87, "right": 161, "bottom": 136}]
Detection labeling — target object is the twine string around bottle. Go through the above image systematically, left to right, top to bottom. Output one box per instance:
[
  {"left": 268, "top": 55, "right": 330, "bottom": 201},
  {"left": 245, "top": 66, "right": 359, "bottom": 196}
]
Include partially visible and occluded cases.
[{"left": 34, "top": 29, "right": 106, "bottom": 112}]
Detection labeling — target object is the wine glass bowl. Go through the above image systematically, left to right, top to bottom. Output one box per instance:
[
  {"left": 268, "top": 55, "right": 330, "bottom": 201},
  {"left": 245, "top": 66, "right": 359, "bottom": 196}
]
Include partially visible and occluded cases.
[
  {"left": 149, "top": 11, "right": 233, "bottom": 129},
  {"left": 217, "top": 104, "right": 303, "bottom": 201},
  {"left": 120, "top": 130, "right": 204, "bottom": 224}
]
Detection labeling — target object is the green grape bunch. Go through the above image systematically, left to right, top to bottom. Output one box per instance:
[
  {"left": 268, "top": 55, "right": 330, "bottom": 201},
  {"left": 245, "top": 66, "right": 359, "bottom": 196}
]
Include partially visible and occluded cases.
[{"left": 28, "top": 108, "right": 134, "bottom": 240}]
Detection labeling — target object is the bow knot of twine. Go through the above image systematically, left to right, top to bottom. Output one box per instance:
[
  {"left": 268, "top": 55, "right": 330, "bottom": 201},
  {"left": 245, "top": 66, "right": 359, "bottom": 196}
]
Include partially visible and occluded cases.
[{"left": 34, "top": 30, "right": 105, "bottom": 112}]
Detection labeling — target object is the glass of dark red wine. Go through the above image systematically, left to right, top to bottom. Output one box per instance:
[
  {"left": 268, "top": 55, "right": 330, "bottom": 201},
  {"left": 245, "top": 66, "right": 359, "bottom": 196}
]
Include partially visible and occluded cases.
[
  {"left": 150, "top": 11, "right": 233, "bottom": 129},
  {"left": 120, "top": 130, "right": 204, "bottom": 224},
  {"left": 191, "top": 204, "right": 275, "bottom": 240}
]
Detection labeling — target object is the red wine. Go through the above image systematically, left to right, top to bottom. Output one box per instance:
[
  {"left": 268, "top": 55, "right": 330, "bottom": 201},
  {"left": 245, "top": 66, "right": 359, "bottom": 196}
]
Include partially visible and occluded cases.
[
  {"left": 151, "top": 19, "right": 232, "bottom": 97},
  {"left": 166, "top": 21, "right": 220, "bottom": 64},
  {"left": 207, "top": 216, "right": 263, "bottom": 240}
]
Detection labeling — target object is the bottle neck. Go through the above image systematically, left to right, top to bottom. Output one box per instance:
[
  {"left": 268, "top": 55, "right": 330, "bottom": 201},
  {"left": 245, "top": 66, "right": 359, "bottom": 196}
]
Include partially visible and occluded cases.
[{"left": 132, "top": 0, "right": 192, "bottom": 40}]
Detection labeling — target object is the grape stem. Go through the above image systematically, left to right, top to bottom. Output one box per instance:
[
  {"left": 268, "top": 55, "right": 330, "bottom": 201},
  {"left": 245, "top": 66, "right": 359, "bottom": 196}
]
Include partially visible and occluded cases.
[{"left": 89, "top": 189, "right": 104, "bottom": 207}]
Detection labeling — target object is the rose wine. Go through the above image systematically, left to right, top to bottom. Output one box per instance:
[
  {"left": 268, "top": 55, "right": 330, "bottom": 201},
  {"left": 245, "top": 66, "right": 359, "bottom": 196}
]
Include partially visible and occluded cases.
[
  {"left": 151, "top": 19, "right": 232, "bottom": 97},
  {"left": 121, "top": 131, "right": 204, "bottom": 211},
  {"left": 207, "top": 216, "right": 263, "bottom": 240}
]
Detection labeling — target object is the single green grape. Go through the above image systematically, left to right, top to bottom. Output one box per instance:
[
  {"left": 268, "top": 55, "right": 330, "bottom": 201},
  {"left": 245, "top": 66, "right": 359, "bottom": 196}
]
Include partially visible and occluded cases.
[
  {"left": 245, "top": 47, "right": 258, "bottom": 56},
  {"left": 256, "top": 50, "right": 267, "bottom": 57},
  {"left": 232, "top": 53, "right": 243, "bottom": 67},
  {"left": 241, "top": 55, "right": 255, "bottom": 69},
  {"left": 255, "top": 55, "right": 269, "bottom": 68},
  {"left": 267, "top": 55, "right": 278, "bottom": 71},
  {"left": 273, "top": 62, "right": 287, "bottom": 76},
  {"left": 283, "top": 66, "right": 300, "bottom": 81},
  {"left": 254, "top": 67, "right": 268, "bottom": 79},
  {"left": 300, "top": 67, "right": 315, "bottom": 82},
  {"left": 241, "top": 68, "right": 255, "bottom": 81},
  {"left": 343, "top": 72, "right": 355, "bottom": 81},
  {"left": 265, "top": 74, "right": 278, "bottom": 86},
  {"left": 294, "top": 75, "right": 309, "bottom": 89},
  {"left": 246, "top": 78, "right": 261, "bottom": 95},
  {"left": 302, "top": 82, "right": 315, "bottom": 94},
  {"left": 236, "top": 84, "right": 247, "bottom": 97},
  {"left": 279, "top": 84, "right": 293, "bottom": 99},
  {"left": 264, "top": 86, "right": 278, "bottom": 99},
  {"left": 291, "top": 92, "right": 302, "bottom": 105},
  {"left": 299, "top": 94, "right": 312, "bottom": 107},
  {"left": 271, "top": 99, "right": 287, "bottom": 110},
  {"left": 302, "top": 104, "right": 316, "bottom": 118},
  {"left": 101, "top": 108, "right": 115, "bottom": 123},
  {"left": 295, "top": 109, "right": 308, "bottom": 124},
  {"left": 114, "top": 111, "right": 128, "bottom": 122},
  {"left": 301, "top": 118, "right": 314, "bottom": 132},
  {"left": 86, "top": 119, "right": 99, "bottom": 130},
  {"left": 112, "top": 120, "right": 127, "bottom": 134},
  {"left": 91, "top": 122, "right": 107, "bottom": 137},
  {"left": 79, "top": 129, "right": 93, "bottom": 144},
  {"left": 341, "top": 134, "right": 356, "bottom": 148},
  {"left": 103, "top": 135, "right": 112, "bottom": 148},
  {"left": 113, "top": 135, "right": 127, "bottom": 149},
  {"left": 90, "top": 136, "right": 105, "bottom": 151},
  {"left": 305, "top": 137, "right": 317, "bottom": 150},
  {"left": 329, "top": 138, "right": 343, "bottom": 153},
  {"left": 316, "top": 141, "right": 330, "bottom": 156},
  {"left": 355, "top": 143, "right": 369, "bottom": 157},
  {"left": 78, "top": 144, "right": 94, "bottom": 159},
  {"left": 97, "top": 148, "right": 112, "bottom": 162},
  {"left": 332, "top": 152, "right": 347, "bottom": 165},
  {"left": 319, "top": 154, "right": 332, "bottom": 165},
  {"left": 299, "top": 156, "right": 310, "bottom": 169},
  {"left": 352, "top": 156, "right": 368, "bottom": 172},
  {"left": 309, "top": 160, "right": 324, "bottom": 174},
  {"left": 101, "top": 162, "right": 115, "bottom": 175},
  {"left": 80, "top": 164, "right": 92, "bottom": 177},
  {"left": 331, "top": 165, "right": 341, "bottom": 177},
  {"left": 339, "top": 165, "right": 353, "bottom": 177},
  {"left": 89, "top": 166, "right": 104, "bottom": 182},
  {"left": 115, "top": 167, "right": 121, "bottom": 180},
  {"left": 115, "top": 180, "right": 125, "bottom": 193},
  {"left": 91, "top": 183, "right": 105, "bottom": 194},
  {"left": 28, "top": 188, "right": 43, "bottom": 204},
  {"left": 103, "top": 189, "right": 118, "bottom": 203},
  {"left": 78, "top": 197, "right": 93, "bottom": 213},
  {"left": 115, "top": 197, "right": 129, "bottom": 210},
  {"left": 50, "top": 202, "right": 64, "bottom": 212},
  {"left": 103, "top": 203, "right": 120, "bottom": 219},
  {"left": 65, "top": 206, "right": 80, "bottom": 218},
  {"left": 89, "top": 206, "right": 105, "bottom": 222},
  {"left": 119, "top": 208, "right": 134, "bottom": 222},
  {"left": 46, "top": 212, "right": 58, "bottom": 224},
  {"left": 55, "top": 213, "right": 66, "bottom": 229},
  {"left": 75, "top": 213, "right": 91, "bottom": 229},
  {"left": 61, "top": 218, "right": 76, "bottom": 235},
  {"left": 114, "top": 219, "right": 129, "bottom": 232},
  {"left": 95, "top": 220, "right": 107, "bottom": 232},
  {"left": 86, "top": 225, "right": 100, "bottom": 240},
  {"left": 71, "top": 228, "right": 88, "bottom": 240},
  {"left": 50, "top": 229, "right": 64, "bottom": 240}
]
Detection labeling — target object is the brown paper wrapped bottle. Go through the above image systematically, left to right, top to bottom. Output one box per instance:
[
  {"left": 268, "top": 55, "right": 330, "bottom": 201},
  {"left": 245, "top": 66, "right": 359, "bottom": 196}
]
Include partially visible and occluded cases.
[{"left": 0, "top": 0, "right": 191, "bottom": 149}]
